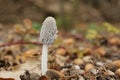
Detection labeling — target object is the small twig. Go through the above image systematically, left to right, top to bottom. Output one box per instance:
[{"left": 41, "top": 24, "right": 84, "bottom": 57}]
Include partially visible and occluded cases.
[{"left": 0, "top": 41, "right": 42, "bottom": 47}]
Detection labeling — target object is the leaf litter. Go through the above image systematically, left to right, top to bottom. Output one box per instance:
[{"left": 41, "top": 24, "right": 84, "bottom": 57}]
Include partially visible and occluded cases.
[{"left": 0, "top": 22, "right": 120, "bottom": 80}]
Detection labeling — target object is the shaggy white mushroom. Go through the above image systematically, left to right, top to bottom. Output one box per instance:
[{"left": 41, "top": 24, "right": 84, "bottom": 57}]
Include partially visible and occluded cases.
[{"left": 39, "top": 17, "right": 58, "bottom": 75}]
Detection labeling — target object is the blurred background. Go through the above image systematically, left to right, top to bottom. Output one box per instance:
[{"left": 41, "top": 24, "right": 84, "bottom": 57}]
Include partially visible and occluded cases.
[{"left": 0, "top": 0, "right": 120, "bottom": 30}]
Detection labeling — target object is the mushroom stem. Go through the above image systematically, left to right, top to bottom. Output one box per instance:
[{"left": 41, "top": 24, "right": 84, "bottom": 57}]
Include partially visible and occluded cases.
[{"left": 41, "top": 44, "right": 48, "bottom": 75}]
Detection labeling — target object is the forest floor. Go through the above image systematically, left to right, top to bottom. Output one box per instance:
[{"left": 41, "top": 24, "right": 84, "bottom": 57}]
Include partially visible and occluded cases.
[{"left": 0, "top": 21, "right": 120, "bottom": 80}]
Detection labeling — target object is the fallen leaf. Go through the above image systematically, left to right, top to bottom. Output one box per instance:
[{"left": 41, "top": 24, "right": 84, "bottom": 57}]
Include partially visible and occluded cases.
[
  {"left": 63, "top": 38, "right": 75, "bottom": 45},
  {"left": 56, "top": 48, "right": 66, "bottom": 56}
]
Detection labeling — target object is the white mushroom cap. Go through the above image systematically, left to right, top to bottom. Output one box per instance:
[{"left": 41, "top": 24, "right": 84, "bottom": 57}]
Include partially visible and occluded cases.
[{"left": 39, "top": 17, "right": 58, "bottom": 45}]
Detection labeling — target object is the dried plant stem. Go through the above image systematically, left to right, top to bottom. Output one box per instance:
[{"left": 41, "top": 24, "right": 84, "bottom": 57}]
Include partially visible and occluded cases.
[
  {"left": 0, "top": 41, "right": 42, "bottom": 47},
  {"left": 41, "top": 44, "right": 48, "bottom": 75}
]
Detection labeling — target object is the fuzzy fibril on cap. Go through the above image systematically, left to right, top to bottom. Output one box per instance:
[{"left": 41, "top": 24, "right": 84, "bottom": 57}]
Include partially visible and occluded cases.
[{"left": 40, "top": 17, "right": 58, "bottom": 45}]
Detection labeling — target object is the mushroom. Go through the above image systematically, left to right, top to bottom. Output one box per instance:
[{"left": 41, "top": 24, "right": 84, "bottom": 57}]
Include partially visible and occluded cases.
[{"left": 39, "top": 17, "right": 58, "bottom": 75}]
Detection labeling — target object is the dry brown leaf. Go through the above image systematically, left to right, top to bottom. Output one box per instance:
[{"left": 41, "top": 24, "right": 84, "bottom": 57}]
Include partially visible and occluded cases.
[
  {"left": 23, "top": 18, "right": 32, "bottom": 29},
  {"left": 109, "top": 37, "right": 119, "bottom": 45},
  {"left": 63, "top": 38, "right": 75, "bottom": 45},
  {"left": 15, "top": 48, "right": 41, "bottom": 63},
  {"left": 56, "top": 48, "right": 66, "bottom": 56},
  {"left": 84, "top": 48, "right": 92, "bottom": 55},
  {"left": 95, "top": 48, "right": 106, "bottom": 56},
  {"left": 22, "top": 49, "right": 40, "bottom": 58},
  {"left": 0, "top": 57, "right": 40, "bottom": 80},
  {"left": 73, "top": 58, "right": 84, "bottom": 65},
  {"left": 113, "top": 60, "right": 120, "bottom": 68},
  {"left": 85, "top": 63, "right": 95, "bottom": 72},
  {"left": 115, "top": 68, "right": 120, "bottom": 77},
  {"left": 46, "top": 69, "right": 64, "bottom": 80},
  {"left": 39, "top": 75, "right": 49, "bottom": 80}
]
